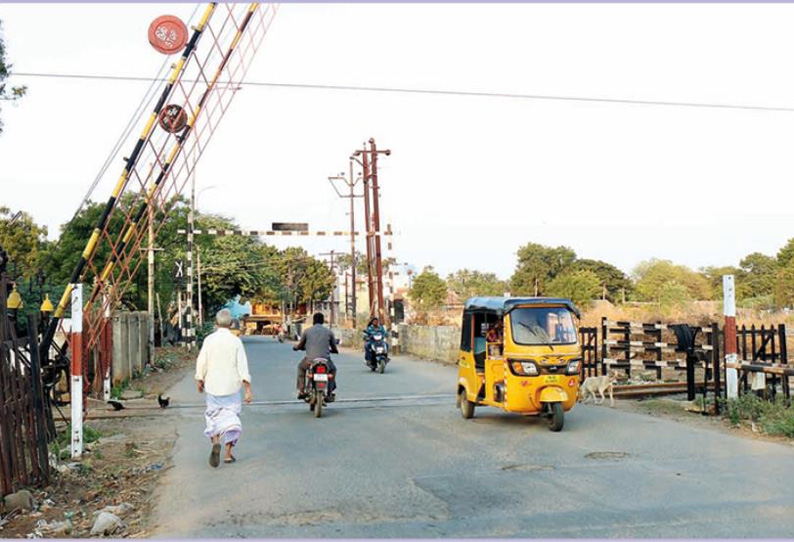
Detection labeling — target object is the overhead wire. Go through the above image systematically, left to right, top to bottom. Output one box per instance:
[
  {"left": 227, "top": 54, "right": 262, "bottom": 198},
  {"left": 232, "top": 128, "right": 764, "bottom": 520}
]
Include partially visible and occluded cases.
[{"left": 9, "top": 71, "right": 794, "bottom": 114}]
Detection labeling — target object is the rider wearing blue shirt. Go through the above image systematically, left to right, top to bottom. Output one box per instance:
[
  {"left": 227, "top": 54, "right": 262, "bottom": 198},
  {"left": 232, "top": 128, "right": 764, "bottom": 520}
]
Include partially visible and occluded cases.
[{"left": 364, "top": 317, "right": 388, "bottom": 365}]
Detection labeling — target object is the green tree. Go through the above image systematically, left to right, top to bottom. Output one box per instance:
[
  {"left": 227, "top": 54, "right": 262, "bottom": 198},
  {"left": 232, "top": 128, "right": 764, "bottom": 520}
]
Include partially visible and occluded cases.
[
  {"left": 0, "top": 20, "right": 28, "bottom": 135},
  {"left": 43, "top": 196, "right": 279, "bottom": 316},
  {"left": 43, "top": 199, "right": 129, "bottom": 287},
  {"left": 0, "top": 207, "right": 49, "bottom": 278},
  {"left": 197, "top": 220, "right": 274, "bottom": 315},
  {"left": 777, "top": 238, "right": 794, "bottom": 268},
  {"left": 510, "top": 242, "right": 576, "bottom": 296},
  {"left": 273, "top": 247, "right": 334, "bottom": 310},
  {"left": 739, "top": 252, "right": 778, "bottom": 298},
  {"left": 299, "top": 258, "right": 334, "bottom": 305},
  {"left": 567, "top": 258, "right": 631, "bottom": 302},
  {"left": 632, "top": 259, "right": 711, "bottom": 302},
  {"left": 773, "top": 261, "right": 794, "bottom": 309},
  {"left": 700, "top": 265, "right": 749, "bottom": 300},
  {"left": 408, "top": 266, "right": 447, "bottom": 313},
  {"left": 446, "top": 269, "right": 506, "bottom": 300},
  {"left": 545, "top": 269, "right": 601, "bottom": 309},
  {"left": 658, "top": 280, "right": 692, "bottom": 311}
]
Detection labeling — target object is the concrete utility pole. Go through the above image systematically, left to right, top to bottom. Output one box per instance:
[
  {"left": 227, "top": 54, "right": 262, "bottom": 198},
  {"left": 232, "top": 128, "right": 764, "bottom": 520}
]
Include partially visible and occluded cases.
[
  {"left": 328, "top": 158, "right": 363, "bottom": 327},
  {"left": 186, "top": 174, "right": 195, "bottom": 349},
  {"left": 148, "top": 191, "right": 156, "bottom": 358},
  {"left": 197, "top": 247, "right": 203, "bottom": 328},
  {"left": 320, "top": 251, "right": 337, "bottom": 326}
]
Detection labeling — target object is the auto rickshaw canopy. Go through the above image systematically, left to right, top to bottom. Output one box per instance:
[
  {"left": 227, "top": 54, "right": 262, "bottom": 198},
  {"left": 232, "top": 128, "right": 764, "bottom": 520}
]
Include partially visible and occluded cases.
[{"left": 464, "top": 297, "right": 581, "bottom": 319}]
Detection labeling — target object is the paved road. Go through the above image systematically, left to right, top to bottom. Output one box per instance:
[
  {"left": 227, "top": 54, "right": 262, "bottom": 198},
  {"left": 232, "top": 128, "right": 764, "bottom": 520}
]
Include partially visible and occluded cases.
[{"left": 153, "top": 336, "right": 794, "bottom": 538}]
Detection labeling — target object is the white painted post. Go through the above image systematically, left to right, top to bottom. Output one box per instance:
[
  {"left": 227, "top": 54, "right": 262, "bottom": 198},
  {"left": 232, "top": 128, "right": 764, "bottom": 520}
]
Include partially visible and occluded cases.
[
  {"left": 724, "top": 275, "right": 738, "bottom": 400},
  {"left": 70, "top": 284, "right": 83, "bottom": 458},
  {"left": 103, "top": 292, "right": 111, "bottom": 401}
]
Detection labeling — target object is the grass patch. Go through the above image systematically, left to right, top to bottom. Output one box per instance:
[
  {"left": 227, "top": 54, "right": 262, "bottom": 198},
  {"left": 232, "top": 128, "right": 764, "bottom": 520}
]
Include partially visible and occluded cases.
[
  {"left": 111, "top": 379, "right": 130, "bottom": 400},
  {"left": 723, "top": 394, "right": 794, "bottom": 438},
  {"left": 636, "top": 399, "right": 686, "bottom": 415},
  {"left": 49, "top": 424, "right": 103, "bottom": 461}
]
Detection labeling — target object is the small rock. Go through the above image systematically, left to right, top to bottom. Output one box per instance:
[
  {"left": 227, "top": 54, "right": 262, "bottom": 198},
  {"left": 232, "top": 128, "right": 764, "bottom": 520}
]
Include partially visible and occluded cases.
[
  {"left": 120, "top": 390, "right": 143, "bottom": 400},
  {"left": 4, "top": 489, "right": 35, "bottom": 512},
  {"left": 94, "top": 502, "right": 134, "bottom": 517},
  {"left": 90, "top": 512, "right": 125, "bottom": 536},
  {"left": 36, "top": 518, "right": 73, "bottom": 537}
]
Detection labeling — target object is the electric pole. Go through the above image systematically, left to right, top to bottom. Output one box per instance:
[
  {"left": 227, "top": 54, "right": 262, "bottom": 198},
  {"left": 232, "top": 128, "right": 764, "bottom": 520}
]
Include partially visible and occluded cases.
[
  {"left": 353, "top": 139, "right": 391, "bottom": 326},
  {"left": 328, "top": 158, "right": 363, "bottom": 327},
  {"left": 186, "top": 173, "right": 195, "bottom": 349},
  {"left": 148, "top": 193, "right": 155, "bottom": 357},
  {"left": 320, "top": 250, "right": 337, "bottom": 326}
]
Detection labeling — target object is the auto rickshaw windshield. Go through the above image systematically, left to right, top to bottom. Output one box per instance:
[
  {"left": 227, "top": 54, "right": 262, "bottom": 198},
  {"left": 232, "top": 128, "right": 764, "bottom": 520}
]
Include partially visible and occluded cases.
[{"left": 510, "top": 306, "right": 578, "bottom": 345}]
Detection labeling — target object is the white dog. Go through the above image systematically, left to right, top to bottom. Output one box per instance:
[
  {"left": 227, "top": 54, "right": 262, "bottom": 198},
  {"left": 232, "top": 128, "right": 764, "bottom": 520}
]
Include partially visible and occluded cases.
[{"left": 578, "top": 372, "right": 617, "bottom": 407}]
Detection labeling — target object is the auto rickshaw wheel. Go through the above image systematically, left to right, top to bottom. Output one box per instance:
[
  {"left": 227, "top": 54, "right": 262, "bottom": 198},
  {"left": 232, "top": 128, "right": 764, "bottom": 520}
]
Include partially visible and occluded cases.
[
  {"left": 459, "top": 390, "right": 475, "bottom": 419},
  {"left": 547, "top": 402, "right": 564, "bottom": 432}
]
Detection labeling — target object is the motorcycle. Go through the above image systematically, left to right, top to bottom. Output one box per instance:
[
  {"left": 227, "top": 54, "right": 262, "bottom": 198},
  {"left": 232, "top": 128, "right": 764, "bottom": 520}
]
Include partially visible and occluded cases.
[
  {"left": 365, "top": 332, "right": 390, "bottom": 374},
  {"left": 303, "top": 357, "right": 334, "bottom": 418}
]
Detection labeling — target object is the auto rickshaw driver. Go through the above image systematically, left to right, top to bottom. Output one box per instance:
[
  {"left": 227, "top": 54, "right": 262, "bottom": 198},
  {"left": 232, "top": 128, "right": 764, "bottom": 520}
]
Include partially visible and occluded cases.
[{"left": 457, "top": 297, "right": 582, "bottom": 432}]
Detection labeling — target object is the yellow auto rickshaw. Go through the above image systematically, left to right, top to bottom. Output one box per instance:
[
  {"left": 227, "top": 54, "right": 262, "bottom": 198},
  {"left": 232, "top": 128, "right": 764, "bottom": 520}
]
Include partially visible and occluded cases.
[{"left": 456, "top": 297, "right": 582, "bottom": 431}]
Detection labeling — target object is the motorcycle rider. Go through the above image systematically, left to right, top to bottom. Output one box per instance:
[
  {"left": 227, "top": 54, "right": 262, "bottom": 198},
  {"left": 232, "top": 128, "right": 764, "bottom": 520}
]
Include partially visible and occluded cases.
[
  {"left": 293, "top": 312, "right": 338, "bottom": 400},
  {"left": 364, "top": 317, "right": 388, "bottom": 367}
]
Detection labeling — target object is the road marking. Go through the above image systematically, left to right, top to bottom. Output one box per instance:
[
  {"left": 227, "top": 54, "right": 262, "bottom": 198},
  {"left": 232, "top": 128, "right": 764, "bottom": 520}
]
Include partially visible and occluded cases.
[{"left": 147, "top": 393, "right": 456, "bottom": 410}]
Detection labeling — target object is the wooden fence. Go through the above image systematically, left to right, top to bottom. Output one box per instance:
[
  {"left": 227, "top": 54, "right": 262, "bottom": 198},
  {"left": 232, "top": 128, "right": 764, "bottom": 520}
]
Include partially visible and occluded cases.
[{"left": 580, "top": 318, "right": 794, "bottom": 408}]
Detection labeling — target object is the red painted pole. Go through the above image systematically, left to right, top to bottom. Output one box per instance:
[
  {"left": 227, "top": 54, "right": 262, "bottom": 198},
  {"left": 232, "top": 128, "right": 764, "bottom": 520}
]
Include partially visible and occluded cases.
[
  {"left": 724, "top": 275, "right": 738, "bottom": 399},
  {"left": 70, "top": 284, "right": 84, "bottom": 458}
]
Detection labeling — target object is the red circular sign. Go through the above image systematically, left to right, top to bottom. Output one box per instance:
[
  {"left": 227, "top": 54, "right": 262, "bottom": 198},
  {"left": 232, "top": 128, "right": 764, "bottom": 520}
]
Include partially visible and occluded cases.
[
  {"left": 148, "top": 15, "right": 188, "bottom": 55},
  {"left": 158, "top": 104, "right": 188, "bottom": 133}
]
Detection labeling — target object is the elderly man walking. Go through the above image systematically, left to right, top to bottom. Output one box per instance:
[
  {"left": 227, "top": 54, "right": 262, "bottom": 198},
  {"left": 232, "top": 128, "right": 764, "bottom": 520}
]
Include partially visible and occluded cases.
[{"left": 195, "top": 309, "right": 252, "bottom": 467}]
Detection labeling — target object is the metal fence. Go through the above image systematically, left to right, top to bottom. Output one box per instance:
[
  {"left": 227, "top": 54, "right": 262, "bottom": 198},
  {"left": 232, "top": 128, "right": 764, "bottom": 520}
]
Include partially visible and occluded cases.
[
  {"left": 0, "top": 276, "right": 52, "bottom": 497},
  {"left": 730, "top": 323, "right": 792, "bottom": 403},
  {"left": 579, "top": 327, "right": 600, "bottom": 378}
]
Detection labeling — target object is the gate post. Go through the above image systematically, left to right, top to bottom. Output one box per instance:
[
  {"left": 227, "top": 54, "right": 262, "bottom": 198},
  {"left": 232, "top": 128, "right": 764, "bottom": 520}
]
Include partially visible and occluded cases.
[
  {"left": 724, "top": 275, "right": 738, "bottom": 400},
  {"left": 70, "top": 283, "right": 84, "bottom": 458},
  {"left": 712, "top": 322, "right": 722, "bottom": 414}
]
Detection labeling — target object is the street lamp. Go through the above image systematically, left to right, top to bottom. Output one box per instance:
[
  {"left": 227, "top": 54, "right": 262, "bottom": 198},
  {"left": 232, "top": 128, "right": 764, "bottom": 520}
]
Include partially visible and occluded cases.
[
  {"left": 7, "top": 284, "right": 23, "bottom": 311},
  {"left": 7, "top": 284, "right": 23, "bottom": 329}
]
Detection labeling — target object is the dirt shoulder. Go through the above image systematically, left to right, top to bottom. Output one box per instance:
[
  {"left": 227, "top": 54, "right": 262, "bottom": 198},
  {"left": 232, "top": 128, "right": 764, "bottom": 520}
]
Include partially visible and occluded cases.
[
  {"left": 1, "top": 347, "right": 194, "bottom": 539},
  {"left": 613, "top": 395, "right": 794, "bottom": 448}
]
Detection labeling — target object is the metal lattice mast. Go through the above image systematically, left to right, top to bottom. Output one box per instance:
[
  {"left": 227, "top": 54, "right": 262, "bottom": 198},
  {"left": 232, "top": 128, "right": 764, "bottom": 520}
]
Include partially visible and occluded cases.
[
  {"left": 41, "top": 2, "right": 218, "bottom": 353},
  {"left": 43, "top": 3, "right": 279, "bottom": 390}
]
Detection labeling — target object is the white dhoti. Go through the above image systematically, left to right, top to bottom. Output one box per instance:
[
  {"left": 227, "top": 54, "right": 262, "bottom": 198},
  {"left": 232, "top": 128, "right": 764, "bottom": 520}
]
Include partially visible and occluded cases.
[{"left": 204, "top": 392, "right": 243, "bottom": 446}]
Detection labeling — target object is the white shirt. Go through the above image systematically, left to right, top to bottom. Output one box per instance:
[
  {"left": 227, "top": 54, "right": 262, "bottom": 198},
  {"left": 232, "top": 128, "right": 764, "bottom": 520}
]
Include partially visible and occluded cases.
[{"left": 195, "top": 328, "right": 251, "bottom": 396}]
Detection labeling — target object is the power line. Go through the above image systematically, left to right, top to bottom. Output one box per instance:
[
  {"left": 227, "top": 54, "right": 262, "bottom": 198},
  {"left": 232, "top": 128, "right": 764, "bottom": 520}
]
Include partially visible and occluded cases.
[{"left": 11, "top": 71, "right": 794, "bottom": 113}]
